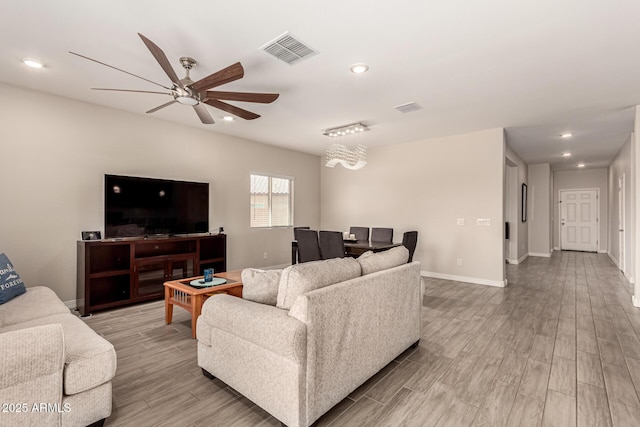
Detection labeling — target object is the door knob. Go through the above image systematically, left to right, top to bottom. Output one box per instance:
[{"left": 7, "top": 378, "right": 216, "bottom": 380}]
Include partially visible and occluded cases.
[{"left": 619, "top": 229, "right": 624, "bottom": 232}]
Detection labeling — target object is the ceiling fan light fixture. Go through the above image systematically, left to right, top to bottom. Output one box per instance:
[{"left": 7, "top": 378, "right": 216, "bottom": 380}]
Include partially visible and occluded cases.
[
  {"left": 21, "top": 58, "right": 43, "bottom": 68},
  {"left": 175, "top": 95, "right": 199, "bottom": 106},
  {"left": 223, "top": 116, "right": 234, "bottom": 122},
  {"left": 560, "top": 132, "right": 573, "bottom": 139},
  {"left": 562, "top": 152, "right": 572, "bottom": 157}
]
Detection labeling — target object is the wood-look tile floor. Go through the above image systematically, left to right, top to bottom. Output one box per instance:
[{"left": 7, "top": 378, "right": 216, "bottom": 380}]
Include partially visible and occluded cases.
[{"left": 84, "top": 252, "right": 640, "bottom": 426}]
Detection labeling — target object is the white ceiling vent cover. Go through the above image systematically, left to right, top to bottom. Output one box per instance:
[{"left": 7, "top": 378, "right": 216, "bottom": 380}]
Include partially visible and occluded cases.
[
  {"left": 261, "top": 32, "right": 318, "bottom": 65},
  {"left": 394, "top": 102, "right": 423, "bottom": 113}
]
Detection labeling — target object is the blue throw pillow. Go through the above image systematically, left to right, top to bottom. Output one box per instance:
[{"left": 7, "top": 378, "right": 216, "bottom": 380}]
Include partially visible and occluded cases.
[{"left": 0, "top": 253, "right": 27, "bottom": 304}]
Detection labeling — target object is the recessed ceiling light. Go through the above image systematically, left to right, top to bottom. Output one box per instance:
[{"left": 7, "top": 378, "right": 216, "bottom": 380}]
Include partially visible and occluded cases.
[
  {"left": 21, "top": 58, "right": 44, "bottom": 69},
  {"left": 350, "top": 63, "right": 369, "bottom": 74},
  {"left": 222, "top": 116, "right": 234, "bottom": 122},
  {"left": 560, "top": 132, "right": 572, "bottom": 139},
  {"left": 562, "top": 152, "right": 572, "bottom": 157},
  {"left": 577, "top": 163, "right": 585, "bottom": 168}
]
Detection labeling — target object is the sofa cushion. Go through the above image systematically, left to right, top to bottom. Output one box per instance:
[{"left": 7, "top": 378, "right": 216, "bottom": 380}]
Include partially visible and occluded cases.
[
  {"left": 358, "top": 246, "right": 410, "bottom": 275},
  {"left": 0, "top": 253, "right": 26, "bottom": 305},
  {"left": 277, "top": 257, "right": 361, "bottom": 310},
  {"left": 241, "top": 268, "right": 282, "bottom": 306},
  {"left": 0, "top": 286, "right": 70, "bottom": 328},
  {"left": 0, "top": 313, "right": 117, "bottom": 395}
]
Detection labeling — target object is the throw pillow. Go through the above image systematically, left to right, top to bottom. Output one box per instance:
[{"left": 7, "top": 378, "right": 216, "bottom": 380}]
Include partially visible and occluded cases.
[
  {"left": 358, "top": 246, "right": 410, "bottom": 275},
  {"left": 0, "top": 253, "right": 27, "bottom": 304},
  {"left": 241, "top": 268, "right": 282, "bottom": 306}
]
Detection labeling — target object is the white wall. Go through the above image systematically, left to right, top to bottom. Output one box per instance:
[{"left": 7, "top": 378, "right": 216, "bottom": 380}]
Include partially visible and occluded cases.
[
  {"left": 0, "top": 83, "right": 321, "bottom": 302},
  {"left": 321, "top": 128, "right": 506, "bottom": 286},
  {"left": 608, "top": 135, "right": 634, "bottom": 281},
  {"left": 505, "top": 146, "right": 528, "bottom": 262},
  {"left": 528, "top": 163, "right": 552, "bottom": 256},
  {"left": 553, "top": 168, "right": 608, "bottom": 252}
]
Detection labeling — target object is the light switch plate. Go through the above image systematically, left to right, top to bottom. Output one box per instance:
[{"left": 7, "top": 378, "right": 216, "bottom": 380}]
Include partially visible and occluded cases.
[
  {"left": 456, "top": 218, "right": 465, "bottom": 226},
  {"left": 477, "top": 218, "right": 491, "bottom": 226}
]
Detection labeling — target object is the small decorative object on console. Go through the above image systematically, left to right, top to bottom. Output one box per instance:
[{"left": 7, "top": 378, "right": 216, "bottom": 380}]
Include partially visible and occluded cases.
[{"left": 81, "top": 231, "right": 102, "bottom": 240}]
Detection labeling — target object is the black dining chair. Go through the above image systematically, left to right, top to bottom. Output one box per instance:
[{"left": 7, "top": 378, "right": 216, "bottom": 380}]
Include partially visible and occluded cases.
[
  {"left": 293, "top": 226, "right": 311, "bottom": 241},
  {"left": 349, "top": 226, "right": 369, "bottom": 241},
  {"left": 371, "top": 227, "right": 393, "bottom": 243},
  {"left": 296, "top": 229, "right": 322, "bottom": 263},
  {"left": 319, "top": 231, "right": 346, "bottom": 260},
  {"left": 402, "top": 231, "right": 418, "bottom": 262}
]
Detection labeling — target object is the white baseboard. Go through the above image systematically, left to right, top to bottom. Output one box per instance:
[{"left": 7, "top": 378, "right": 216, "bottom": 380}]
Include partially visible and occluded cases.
[
  {"left": 554, "top": 246, "right": 560, "bottom": 251},
  {"left": 598, "top": 250, "right": 607, "bottom": 254},
  {"left": 529, "top": 252, "right": 552, "bottom": 258},
  {"left": 607, "top": 252, "right": 621, "bottom": 269},
  {"left": 508, "top": 253, "right": 529, "bottom": 265},
  {"left": 606, "top": 253, "right": 634, "bottom": 284},
  {"left": 421, "top": 271, "right": 506, "bottom": 287},
  {"left": 633, "top": 295, "right": 640, "bottom": 308},
  {"left": 64, "top": 299, "right": 77, "bottom": 311}
]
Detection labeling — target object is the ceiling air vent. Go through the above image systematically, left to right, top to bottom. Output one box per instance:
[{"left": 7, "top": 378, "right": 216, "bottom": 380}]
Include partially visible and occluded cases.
[
  {"left": 261, "top": 32, "right": 318, "bottom": 65},
  {"left": 394, "top": 102, "right": 423, "bottom": 113}
]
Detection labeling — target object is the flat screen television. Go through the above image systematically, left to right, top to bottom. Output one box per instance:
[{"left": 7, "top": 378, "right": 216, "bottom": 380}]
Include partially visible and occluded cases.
[{"left": 104, "top": 174, "right": 209, "bottom": 238}]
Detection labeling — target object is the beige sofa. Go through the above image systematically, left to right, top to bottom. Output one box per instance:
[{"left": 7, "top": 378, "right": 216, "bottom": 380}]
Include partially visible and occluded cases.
[
  {"left": 197, "top": 247, "right": 421, "bottom": 427},
  {"left": 0, "top": 287, "right": 116, "bottom": 427}
]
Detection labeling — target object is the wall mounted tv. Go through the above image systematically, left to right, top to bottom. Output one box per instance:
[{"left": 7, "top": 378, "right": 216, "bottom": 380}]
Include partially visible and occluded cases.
[{"left": 105, "top": 174, "right": 209, "bottom": 238}]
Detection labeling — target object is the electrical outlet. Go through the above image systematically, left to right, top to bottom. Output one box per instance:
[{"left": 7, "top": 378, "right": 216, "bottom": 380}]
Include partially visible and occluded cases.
[
  {"left": 263, "top": 252, "right": 268, "bottom": 259},
  {"left": 457, "top": 258, "right": 463, "bottom": 266}
]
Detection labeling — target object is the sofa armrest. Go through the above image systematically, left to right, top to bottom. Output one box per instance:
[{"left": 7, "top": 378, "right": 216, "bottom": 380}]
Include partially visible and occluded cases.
[
  {"left": 199, "top": 295, "right": 306, "bottom": 363},
  {"left": 0, "top": 324, "right": 65, "bottom": 427},
  {"left": 0, "top": 324, "right": 65, "bottom": 390}
]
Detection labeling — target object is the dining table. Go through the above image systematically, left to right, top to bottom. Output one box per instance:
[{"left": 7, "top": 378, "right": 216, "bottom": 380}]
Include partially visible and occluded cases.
[{"left": 291, "top": 239, "right": 402, "bottom": 264}]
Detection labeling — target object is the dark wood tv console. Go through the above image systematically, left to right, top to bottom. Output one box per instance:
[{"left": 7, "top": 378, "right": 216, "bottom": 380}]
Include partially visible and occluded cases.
[{"left": 76, "top": 234, "right": 226, "bottom": 316}]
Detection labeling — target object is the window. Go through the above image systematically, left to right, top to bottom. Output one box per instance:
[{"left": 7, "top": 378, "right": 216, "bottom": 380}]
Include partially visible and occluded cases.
[{"left": 250, "top": 174, "right": 293, "bottom": 228}]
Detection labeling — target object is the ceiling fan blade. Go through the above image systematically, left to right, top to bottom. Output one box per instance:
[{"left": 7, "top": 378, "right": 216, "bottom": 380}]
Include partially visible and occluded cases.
[
  {"left": 137, "top": 33, "right": 183, "bottom": 88},
  {"left": 70, "top": 51, "right": 172, "bottom": 90},
  {"left": 191, "top": 62, "right": 244, "bottom": 93},
  {"left": 92, "top": 88, "right": 172, "bottom": 95},
  {"left": 205, "top": 91, "right": 279, "bottom": 104},
  {"left": 203, "top": 98, "right": 260, "bottom": 120},
  {"left": 146, "top": 100, "right": 177, "bottom": 114},
  {"left": 193, "top": 103, "right": 214, "bottom": 124}
]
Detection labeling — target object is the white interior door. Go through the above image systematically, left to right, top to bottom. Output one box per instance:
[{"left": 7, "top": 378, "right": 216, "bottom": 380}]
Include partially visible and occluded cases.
[
  {"left": 619, "top": 175, "right": 626, "bottom": 272},
  {"left": 560, "top": 189, "right": 598, "bottom": 252}
]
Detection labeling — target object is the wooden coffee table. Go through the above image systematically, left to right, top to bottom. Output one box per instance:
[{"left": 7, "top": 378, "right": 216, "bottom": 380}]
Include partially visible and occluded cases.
[{"left": 164, "top": 270, "right": 243, "bottom": 338}]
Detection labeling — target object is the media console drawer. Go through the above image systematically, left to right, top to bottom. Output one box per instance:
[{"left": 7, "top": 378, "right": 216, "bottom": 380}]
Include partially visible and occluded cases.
[{"left": 135, "top": 240, "right": 197, "bottom": 258}]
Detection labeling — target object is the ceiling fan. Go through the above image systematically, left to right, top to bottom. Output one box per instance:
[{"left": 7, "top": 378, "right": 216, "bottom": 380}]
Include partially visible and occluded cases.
[{"left": 70, "top": 33, "right": 279, "bottom": 124}]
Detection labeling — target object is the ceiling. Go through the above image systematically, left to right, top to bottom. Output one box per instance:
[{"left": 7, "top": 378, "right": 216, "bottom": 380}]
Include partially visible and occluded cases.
[{"left": 2, "top": 0, "right": 639, "bottom": 170}]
